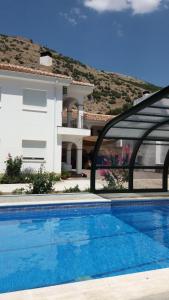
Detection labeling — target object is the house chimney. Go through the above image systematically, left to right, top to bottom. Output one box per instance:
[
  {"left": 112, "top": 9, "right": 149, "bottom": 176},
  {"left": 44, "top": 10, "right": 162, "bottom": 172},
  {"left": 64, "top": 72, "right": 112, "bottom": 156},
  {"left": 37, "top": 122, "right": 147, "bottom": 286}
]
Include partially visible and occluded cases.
[
  {"left": 40, "top": 51, "right": 53, "bottom": 69},
  {"left": 134, "top": 90, "right": 151, "bottom": 106},
  {"left": 143, "top": 90, "right": 150, "bottom": 97}
]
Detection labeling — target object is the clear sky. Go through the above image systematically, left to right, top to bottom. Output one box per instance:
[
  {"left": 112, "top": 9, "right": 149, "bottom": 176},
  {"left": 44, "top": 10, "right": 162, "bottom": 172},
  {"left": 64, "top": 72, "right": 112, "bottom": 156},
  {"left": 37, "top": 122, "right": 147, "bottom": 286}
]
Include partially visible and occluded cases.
[{"left": 0, "top": 0, "right": 169, "bottom": 86}]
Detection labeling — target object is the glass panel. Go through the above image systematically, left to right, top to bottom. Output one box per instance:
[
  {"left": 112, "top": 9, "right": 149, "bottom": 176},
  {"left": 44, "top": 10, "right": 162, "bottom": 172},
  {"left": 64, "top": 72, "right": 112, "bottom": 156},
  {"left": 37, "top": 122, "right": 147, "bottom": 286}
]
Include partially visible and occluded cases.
[
  {"left": 152, "top": 97, "right": 169, "bottom": 107},
  {"left": 140, "top": 107, "right": 169, "bottom": 116},
  {"left": 127, "top": 115, "right": 165, "bottom": 123},
  {"left": 115, "top": 121, "right": 153, "bottom": 129},
  {"left": 160, "top": 125, "right": 169, "bottom": 130},
  {"left": 105, "top": 127, "right": 145, "bottom": 139},
  {"left": 148, "top": 130, "right": 169, "bottom": 139},
  {"left": 96, "top": 139, "right": 135, "bottom": 167},
  {"left": 135, "top": 142, "right": 169, "bottom": 166},
  {"left": 160, "top": 143, "right": 169, "bottom": 164},
  {"left": 95, "top": 168, "right": 129, "bottom": 191},
  {"left": 133, "top": 169, "right": 162, "bottom": 190}
]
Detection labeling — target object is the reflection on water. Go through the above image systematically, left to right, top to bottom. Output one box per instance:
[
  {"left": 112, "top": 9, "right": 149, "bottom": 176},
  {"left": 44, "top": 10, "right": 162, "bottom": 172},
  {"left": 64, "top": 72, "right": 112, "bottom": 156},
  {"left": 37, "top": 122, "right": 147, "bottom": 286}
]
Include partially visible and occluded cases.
[{"left": 1, "top": 204, "right": 169, "bottom": 293}]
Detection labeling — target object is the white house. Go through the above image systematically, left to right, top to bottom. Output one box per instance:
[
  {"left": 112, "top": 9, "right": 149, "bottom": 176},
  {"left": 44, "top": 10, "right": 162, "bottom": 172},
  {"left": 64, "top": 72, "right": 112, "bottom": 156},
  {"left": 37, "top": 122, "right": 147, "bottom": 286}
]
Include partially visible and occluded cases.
[{"left": 0, "top": 55, "right": 94, "bottom": 174}]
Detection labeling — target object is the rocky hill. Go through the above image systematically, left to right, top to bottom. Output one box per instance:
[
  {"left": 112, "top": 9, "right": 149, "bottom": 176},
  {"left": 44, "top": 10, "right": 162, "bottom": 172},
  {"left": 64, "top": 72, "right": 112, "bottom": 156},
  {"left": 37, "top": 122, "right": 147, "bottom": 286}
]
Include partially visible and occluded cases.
[{"left": 0, "top": 34, "right": 160, "bottom": 114}]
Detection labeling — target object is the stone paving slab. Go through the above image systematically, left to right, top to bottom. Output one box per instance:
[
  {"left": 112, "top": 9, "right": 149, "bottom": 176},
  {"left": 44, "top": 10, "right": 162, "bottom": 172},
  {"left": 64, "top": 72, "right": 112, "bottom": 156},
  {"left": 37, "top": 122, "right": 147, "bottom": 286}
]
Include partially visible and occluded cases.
[
  {"left": 0, "top": 192, "right": 169, "bottom": 207},
  {"left": 0, "top": 193, "right": 106, "bottom": 206},
  {"left": 1, "top": 268, "right": 169, "bottom": 300}
]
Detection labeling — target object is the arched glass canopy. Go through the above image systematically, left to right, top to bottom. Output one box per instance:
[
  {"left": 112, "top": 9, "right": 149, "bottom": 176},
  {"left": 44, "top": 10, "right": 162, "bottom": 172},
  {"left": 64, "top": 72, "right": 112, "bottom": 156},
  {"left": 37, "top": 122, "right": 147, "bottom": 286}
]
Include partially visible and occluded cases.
[{"left": 90, "top": 86, "right": 169, "bottom": 193}]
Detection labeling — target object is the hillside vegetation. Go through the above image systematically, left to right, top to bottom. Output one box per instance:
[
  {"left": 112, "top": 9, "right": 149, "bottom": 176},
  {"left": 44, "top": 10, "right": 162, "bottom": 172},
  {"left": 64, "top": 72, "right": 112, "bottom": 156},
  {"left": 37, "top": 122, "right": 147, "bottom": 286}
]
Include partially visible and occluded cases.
[{"left": 0, "top": 34, "right": 160, "bottom": 114}]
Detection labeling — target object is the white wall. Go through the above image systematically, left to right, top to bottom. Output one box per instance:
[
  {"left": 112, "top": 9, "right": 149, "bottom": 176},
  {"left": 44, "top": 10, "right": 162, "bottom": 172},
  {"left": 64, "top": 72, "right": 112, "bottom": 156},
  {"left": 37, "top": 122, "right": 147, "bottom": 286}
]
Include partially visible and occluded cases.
[{"left": 0, "top": 76, "right": 63, "bottom": 173}]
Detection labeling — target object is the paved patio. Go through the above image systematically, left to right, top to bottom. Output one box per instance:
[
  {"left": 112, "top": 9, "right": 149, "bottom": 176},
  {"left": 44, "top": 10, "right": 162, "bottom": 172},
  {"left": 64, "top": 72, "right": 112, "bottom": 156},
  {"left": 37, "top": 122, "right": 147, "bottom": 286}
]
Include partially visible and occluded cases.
[{"left": 0, "top": 177, "right": 168, "bottom": 194}]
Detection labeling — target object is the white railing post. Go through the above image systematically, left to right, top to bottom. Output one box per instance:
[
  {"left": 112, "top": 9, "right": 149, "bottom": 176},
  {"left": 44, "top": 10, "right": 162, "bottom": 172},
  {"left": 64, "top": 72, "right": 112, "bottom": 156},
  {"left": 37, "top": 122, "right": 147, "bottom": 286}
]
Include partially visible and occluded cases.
[{"left": 77, "top": 104, "right": 84, "bottom": 129}]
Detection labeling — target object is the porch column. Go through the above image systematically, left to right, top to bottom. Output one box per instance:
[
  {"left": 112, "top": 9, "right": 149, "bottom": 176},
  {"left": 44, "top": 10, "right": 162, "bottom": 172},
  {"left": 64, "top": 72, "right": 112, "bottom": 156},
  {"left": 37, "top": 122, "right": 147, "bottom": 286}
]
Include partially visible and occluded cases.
[
  {"left": 77, "top": 104, "right": 84, "bottom": 129},
  {"left": 67, "top": 109, "right": 72, "bottom": 127},
  {"left": 66, "top": 143, "right": 72, "bottom": 166},
  {"left": 76, "top": 147, "right": 83, "bottom": 174}
]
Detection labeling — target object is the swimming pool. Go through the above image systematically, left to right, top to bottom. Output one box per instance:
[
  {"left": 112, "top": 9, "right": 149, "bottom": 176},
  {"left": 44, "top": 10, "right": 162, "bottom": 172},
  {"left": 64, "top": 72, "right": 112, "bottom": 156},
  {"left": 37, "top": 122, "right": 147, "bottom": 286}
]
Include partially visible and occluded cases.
[{"left": 1, "top": 199, "right": 169, "bottom": 293}]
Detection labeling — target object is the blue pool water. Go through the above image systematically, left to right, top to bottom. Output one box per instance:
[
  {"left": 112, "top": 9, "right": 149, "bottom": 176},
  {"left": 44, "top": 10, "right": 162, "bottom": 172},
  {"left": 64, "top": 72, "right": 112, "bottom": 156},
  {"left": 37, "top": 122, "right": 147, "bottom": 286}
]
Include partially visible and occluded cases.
[{"left": 1, "top": 200, "right": 169, "bottom": 293}]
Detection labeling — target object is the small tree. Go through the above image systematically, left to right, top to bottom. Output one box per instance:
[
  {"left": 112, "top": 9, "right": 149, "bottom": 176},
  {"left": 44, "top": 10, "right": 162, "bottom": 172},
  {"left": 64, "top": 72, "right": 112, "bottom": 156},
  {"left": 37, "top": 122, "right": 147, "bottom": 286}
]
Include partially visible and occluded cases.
[{"left": 5, "top": 154, "right": 22, "bottom": 178}]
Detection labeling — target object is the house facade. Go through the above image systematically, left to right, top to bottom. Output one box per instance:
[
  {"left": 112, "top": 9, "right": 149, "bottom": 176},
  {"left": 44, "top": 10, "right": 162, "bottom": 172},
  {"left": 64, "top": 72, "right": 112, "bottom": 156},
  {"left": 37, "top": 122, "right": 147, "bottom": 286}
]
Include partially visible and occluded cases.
[{"left": 0, "top": 60, "right": 94, "bottom": 174}]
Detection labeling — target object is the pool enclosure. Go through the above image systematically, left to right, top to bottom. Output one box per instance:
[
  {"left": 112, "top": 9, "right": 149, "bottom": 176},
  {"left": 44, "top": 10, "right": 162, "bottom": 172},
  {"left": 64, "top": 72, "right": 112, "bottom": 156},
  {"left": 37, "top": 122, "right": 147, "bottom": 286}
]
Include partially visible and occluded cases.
[{"left": 91, "top": 86, "right": 169, "bottom": 193}]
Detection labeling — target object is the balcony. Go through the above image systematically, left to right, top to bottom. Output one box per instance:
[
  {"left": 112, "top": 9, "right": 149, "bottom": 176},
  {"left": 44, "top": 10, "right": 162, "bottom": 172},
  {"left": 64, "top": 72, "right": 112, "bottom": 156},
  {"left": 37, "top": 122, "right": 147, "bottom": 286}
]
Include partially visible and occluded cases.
[
  {"left": 57, "top": 110, "right": 90, "bottom": 137},
  {"left": 61, "top": 110, "right": 88, "bottom": 129},
  {"left": 57, "top": 126, "right": 90, "bottom": 137}
]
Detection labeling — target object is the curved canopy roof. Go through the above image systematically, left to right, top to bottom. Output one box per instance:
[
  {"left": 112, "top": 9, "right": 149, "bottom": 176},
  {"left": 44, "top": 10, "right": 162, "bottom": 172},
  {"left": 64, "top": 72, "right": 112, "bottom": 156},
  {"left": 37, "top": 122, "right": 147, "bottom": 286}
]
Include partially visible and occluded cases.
[
  {"left": 90, "top": 86, "right": 169, "bottom": 193},
  {"left": 102, "top": 86, "right": 169, "bottom": 142}
]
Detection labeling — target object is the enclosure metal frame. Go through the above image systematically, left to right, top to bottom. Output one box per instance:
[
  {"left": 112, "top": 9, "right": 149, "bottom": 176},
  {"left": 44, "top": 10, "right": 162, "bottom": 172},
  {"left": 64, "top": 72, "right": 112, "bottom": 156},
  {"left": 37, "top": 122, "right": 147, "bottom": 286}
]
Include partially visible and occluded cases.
[{"left": 90, "top": 86, "right": 169, "bottom": 193}]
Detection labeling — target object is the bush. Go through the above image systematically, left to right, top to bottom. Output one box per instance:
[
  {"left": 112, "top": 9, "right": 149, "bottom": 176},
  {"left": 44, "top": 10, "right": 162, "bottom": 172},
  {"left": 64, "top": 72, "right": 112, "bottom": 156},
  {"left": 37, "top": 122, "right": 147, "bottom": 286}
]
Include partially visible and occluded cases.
[
  {"left": 5, "top": 154, "right": 22, "bottom": 178},
  {"left": 0, "top": 155, "right": 23, "bottom": 183},
  {"left": 0, "top": 157, "right": 61, "bottom": 185},
  {"left": 21, "top": 169, "right": 60, "bottom": 184},
  {"left": 28, "top": 169, "right": 56, "bottom": 194},
  {"left": 103, "top": 169, "right": 128, "bottom": 191},
  {"left": 61, "top": 171, "right": 71, "bottom": 180},
  {"left": 49, "top": 172, "right": 61, "bottom": 182},
  {"left": 0, "top": 174, "right": 22, "bottom": 184},
  {"left": 64, "top": 185, "right": 80, "bottom": 193},
  {"left": 12, "top": 188, "right": 25, "bottom": 195}
]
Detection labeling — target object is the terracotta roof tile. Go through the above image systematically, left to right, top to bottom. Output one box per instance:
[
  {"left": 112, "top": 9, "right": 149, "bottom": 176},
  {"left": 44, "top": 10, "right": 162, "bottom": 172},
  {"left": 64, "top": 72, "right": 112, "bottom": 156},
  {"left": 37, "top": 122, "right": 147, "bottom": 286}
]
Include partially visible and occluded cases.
[
  {"left": 0, "top": 63, "right": 71, "bottom": 80},
  {"left": 0, "top": 64, "right": 95, "bottom": 87},
  {"left": 72, "top": 80, "right": 94, "bottom": 87},
  {"left": 63, "top": 110, "right": 114, "bottom": 122},
  {"left": 84, "top": 111, "right": 114, "bottom": 121}
]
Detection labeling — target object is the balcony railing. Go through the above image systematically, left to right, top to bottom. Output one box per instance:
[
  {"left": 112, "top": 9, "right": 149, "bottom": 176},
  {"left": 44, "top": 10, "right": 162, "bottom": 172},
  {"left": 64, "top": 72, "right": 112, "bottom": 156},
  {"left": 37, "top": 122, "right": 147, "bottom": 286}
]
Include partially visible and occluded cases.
[{"left": 62, "top": 111, "right": 87, "bottom": 129}]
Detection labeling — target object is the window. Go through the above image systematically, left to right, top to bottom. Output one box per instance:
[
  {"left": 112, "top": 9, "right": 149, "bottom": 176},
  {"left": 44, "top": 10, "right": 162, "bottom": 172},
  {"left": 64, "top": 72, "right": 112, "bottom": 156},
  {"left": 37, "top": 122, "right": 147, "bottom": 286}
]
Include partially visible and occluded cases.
[
  {"left": 63, "top": 86, "right": 68, "bottom": 95},
  {"left": 23, "top": 89, "right": 47, "bottom": 107},
  {"left": 22, "top": 140, "right": 46, "bottom": 161}
]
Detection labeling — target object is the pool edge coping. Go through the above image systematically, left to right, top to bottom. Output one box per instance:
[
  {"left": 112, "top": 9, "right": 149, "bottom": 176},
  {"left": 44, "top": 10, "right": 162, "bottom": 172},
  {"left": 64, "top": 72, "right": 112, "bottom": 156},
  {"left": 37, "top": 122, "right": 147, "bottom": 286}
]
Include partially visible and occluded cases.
[
  {"left": 0, "top": 192, "right": 169, "bottom": 207},
  {"left": 1, "top": 267, "right": 169, "bottom": 299}
]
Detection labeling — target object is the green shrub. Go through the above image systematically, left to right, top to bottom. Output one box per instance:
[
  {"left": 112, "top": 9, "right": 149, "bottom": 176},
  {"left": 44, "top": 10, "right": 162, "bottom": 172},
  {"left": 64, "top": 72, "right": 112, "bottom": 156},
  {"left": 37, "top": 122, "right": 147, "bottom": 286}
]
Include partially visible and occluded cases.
[
  {"left": 108, "top": 107, "right": 123, "bottom": 115},
  {"left": 5, "top": 154, "right": 22, "bottom": 178},
  {"left": 0, "top": 155, "right": 23, "bottom": 183},
  {"left": 0, "top": 156, "right": 61, "bottom": 185},
  {"left": 28, "top": 169, "right": 56, "bottom": 194},
  {"left": 103, "top": 169, "right": 128, "bottom": 191},
  {"left": 21, "top": 170, "right": 60, "bottom": 184},
  {"left": 61, "top": 171, "right": 71, "bottom": 180},
  {"left": 49, "top": 172, "right": 61, "bottom": 182},
  {"left": 0, "top": 174, "right": 22, "bottom": 184},
  {"left": 64, "top": 185, "right": 80, "bottom": 193},
  {"left": 12, "top": 188, "right": 25, "bottom": 195}
]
